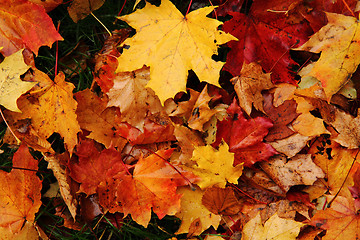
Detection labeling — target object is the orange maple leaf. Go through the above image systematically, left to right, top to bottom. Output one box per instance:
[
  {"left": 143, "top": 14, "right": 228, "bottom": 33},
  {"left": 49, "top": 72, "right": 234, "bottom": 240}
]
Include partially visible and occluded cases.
[
  {"left": 0, "top": 145, "right": 42, "bottom": 233},
  {"left": 114, "top": 149, "right": 198, "bottom": 227}
]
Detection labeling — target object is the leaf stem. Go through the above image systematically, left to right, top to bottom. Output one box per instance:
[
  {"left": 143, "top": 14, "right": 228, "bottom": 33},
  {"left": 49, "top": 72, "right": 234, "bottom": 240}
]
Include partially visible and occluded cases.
[
  {"left": 185, "top": 0, "right": 193, "bottom": 16},
  {"left": 341, "top": 0, "right": 355, "bottom": 18},
  {"left": 55, "top": 21, "right": 60, "bottom": 76},
  {"left": 140, "top": 145, "right": 196, "bottom": 190},
  {"left": 328, "top": 148, "right": 360, "bottom": 207},
  {"left": 229, "top": 182, "right": 267, "bottom": 204}
]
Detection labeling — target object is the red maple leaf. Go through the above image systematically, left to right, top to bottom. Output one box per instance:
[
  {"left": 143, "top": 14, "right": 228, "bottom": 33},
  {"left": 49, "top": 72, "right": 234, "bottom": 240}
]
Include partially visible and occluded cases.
[
  {"left": 222, "top": 0, "right": 313, "bottom": 84},
  {"left": 213, "top": 99, "right": 277, "bottom": 167}
]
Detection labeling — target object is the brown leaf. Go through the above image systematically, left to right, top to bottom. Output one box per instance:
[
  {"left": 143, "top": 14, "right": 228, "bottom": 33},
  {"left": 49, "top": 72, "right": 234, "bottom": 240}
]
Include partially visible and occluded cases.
[
  {"left": 67, "top": 0, "right": 105, "bottom": 22},
  {"left": 232, "top": 62, "right": 274, "bottom": 115},
  {"left": 107, "top": 66, "right": 163, "bottom": 131},
  {"left": 188, "top": 85, "right": 221, "bottom": 131},
  {"left": 263, "top": 93, "right": 298, "bottom": 141},
  {"left": 260, "top": 154, "right": 325, "bottom": 192},
  {"left": 202, "top": 186, "right": 241, "bottom": 216}
]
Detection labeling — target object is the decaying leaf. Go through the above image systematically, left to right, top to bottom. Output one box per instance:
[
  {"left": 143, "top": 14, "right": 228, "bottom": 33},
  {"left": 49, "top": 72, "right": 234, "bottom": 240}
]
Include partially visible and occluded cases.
[
  {"left": 232, "top": 62, "right": 274, "bottom": 115},
  {"left": 106, "top": 66, "right": 162, "bottom": 131},
  {"left": 188, "top": 85, "right": 221, "bottom": 131},
  {"left": 75, "top": 89, "right": 126, "bottom": 149},
  {"left": 263, "top": 92, "right": 298, "bottom": 141},
  {"left": 260, "top": 154, "right": 325, "bottom": 192},
  {"left": 242, "top": 212, "right": 305, "bottom": 240}
]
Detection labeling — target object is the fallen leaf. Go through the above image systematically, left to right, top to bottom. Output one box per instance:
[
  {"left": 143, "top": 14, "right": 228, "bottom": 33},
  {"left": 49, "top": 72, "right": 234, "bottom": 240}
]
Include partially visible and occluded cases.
[
  {"left": 0, "top": 0, "right": 62, "bottom": 56},
  {"left": 29, "top": 0, "right": 63, "bottom": 12},
  {"left": 67, "top": 0, "right": 105, "bottom": 22},
  {"left": 116, "top": 0, "right": 236, "bottom": 103},
  {"left": 222, "top": 1, "right": 312, "bottom": 84},
  {"left": 294, "top": 12, "right": 360, "bottom": 101},
  {"left": 93, "top": 29, "right": 131, "bottom": 93},
  {"left": 0, "top": 50, "right": 35, "bottom": 112},
  {"left": 232, "top": 62, "right": 274, "bottom": 115},
  {"left": 107, "top": 66, "right": 162, "bottom": 131},
  {"left": 12, "top": 70, "right": 81, "bottom": 154},
  {"left": 188, "top": 85, "right": 221, "bottom": 131},
  {"left": 75, "top": 89, "right": 127, "bottom": 149},
  {"left": 166, "top": 89, "right": 201, "bottom": 120},
  {"left": 263, "top": 93, "right": 298, "bottom": 141},
  {"left": 214, "top": 99, "right": 277, "bottom": 167},
  {"left": 330, "top": 108, "right": 360, "bottom": 149},
  {"left": 116, "top": 112, "right": 176, "bottom": 144},
  {"left": 174, "top": 124, "right": 204, "bottom": 165},
  {"left": 268, "top": 133, "right": 310, "bottom": 158},
  {"left": 308, "top": 137, "right": 360, "bottom": 195},
  {"left": 68, "top": 139, "right": 126, "bottom": 196},
  {"left": 183, "top": 142, "right": 243, "bottom": 189},
  {"left": 0, "top": 145, "right": 41, "bottom": 233},
  {"left": 114, "top": 149, "right": 198, "bottom": 227},
  {"left": 45, "top": 154, "right": 78, "bottom": 219},
  {"left": 260, "top": 154, "right": 325, "bottom": 192},
  {"left": 175, "top": 186, "right": 221, "bottom": 235},
  {"left": 202, "top": 186, "right": 241, "bottom": 216},
  {"left": 311, "top": 195, "right": 360, "bottom": 240},
  {"left": 242, "top": 212, "right": 305, "bottom": 240},
  {"left": 0, "top": 222, "right": 41, "bottom": 240}
]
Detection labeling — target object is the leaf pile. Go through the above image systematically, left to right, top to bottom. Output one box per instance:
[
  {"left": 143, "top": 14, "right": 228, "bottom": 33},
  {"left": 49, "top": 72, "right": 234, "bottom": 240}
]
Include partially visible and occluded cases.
[{"left": 1, "top": 0, "right": 360, "bottom": 239}]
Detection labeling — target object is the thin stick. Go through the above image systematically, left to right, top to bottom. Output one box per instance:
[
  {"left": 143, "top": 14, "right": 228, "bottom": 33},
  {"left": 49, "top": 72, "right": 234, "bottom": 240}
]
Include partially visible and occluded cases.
[{"left": 91, "top": 12, "right": 112, "bottom": 36}]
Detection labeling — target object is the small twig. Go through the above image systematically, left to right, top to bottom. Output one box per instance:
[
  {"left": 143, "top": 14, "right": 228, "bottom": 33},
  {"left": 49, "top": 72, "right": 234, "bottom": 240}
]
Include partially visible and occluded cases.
[{"left": 91, "top": 12, "right": 112, "bottom": 36}]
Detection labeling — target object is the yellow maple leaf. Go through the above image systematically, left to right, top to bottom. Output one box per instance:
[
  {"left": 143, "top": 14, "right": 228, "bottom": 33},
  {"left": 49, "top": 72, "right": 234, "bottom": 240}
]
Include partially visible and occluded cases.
[
  {"left": 116, "top": 0, "right": 236, "bottom": 103},
  {"left": 294, "top": 12, "right": 360, "bottom": 101},
  {"left": 0, "top": 50, "right": 35, "bottom": 112},
  {"left": 183, "top": 142, "right": 243, "bottom": 189}
]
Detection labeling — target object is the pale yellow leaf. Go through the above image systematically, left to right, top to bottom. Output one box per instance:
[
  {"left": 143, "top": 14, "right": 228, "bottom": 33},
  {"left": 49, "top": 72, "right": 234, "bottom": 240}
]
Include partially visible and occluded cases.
[{"left": 0, "top": 50, "right": 35, "bottom": 112}]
